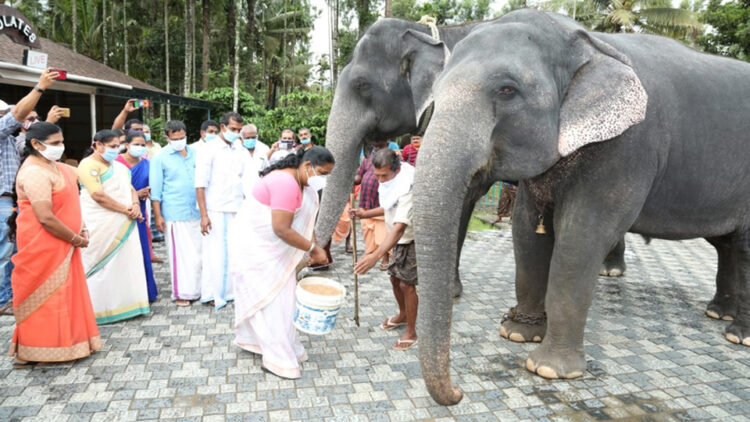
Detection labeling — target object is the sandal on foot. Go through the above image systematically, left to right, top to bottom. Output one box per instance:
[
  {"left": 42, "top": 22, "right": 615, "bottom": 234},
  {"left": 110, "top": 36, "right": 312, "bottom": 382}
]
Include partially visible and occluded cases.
[
  {"left": 379, "top": 262, "right": 389, "bottom": 271},
  {"left": 175, "top": 300, "right": 191, "bottom": 307},
  {"left": 380, "top": 317, "right": 406, "bottom": 331},
  {"left": 393, "top": 339, "right": 418, "bottom": 351},
  {"left": 13, "top": 359, "right": 38, "bottom": 369}
]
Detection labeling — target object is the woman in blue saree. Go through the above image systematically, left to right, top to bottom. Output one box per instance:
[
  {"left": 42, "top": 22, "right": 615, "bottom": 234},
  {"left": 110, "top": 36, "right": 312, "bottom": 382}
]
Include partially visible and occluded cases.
[{"left": 116, "top": 131, "right": 158, "bottom": 302}]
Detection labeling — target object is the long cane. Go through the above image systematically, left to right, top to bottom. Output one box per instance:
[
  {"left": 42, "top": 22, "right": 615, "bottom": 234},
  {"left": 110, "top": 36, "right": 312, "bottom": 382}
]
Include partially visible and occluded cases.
[{"left": 350, "top": 193, "right": 360, "bottom": 327}]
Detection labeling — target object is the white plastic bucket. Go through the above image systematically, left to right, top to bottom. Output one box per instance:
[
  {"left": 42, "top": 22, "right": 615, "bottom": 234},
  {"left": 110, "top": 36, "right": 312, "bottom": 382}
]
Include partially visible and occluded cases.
[{"left": 294, "top": 277, "right": 346, "bottom": 335}]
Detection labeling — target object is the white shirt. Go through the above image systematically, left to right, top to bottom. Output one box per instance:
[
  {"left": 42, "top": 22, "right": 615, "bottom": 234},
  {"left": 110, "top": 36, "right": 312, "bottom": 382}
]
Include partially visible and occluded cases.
[
  {"left": 194, "top": 137, "right": 245, "bottom": 213},
  {"left": 189, "top": 138, "right": 207, "bottom": 153},
  {"left": 240, "top": 142, "right": 271, "bottom": 197}
]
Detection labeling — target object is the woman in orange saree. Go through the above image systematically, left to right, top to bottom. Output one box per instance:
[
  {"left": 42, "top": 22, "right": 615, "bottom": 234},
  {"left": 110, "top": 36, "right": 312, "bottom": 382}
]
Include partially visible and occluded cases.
[{"left": 8, "top": 122, "right": 101, "bottom": 367}]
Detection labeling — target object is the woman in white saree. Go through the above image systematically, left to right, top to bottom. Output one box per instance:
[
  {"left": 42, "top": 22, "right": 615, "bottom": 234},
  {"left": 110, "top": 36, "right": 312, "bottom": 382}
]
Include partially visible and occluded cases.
[
  {"left": 78, "top": 130, "right": 150, "bottom": 325},
  {"left": 230, "top": 146, "right": 334, "bottom": 379}
]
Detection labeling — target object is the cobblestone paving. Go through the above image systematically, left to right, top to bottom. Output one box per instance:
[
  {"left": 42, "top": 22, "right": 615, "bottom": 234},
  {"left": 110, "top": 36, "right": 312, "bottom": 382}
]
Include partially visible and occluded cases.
[{"left": 1, "top": 230, "right": 749, "bottom": 421}]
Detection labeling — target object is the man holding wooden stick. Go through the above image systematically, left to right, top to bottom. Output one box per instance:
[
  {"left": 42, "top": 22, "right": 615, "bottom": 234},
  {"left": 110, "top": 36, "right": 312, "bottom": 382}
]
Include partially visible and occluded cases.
[{"left": 351, "top": 149, "right": 418, "bottom": 351}]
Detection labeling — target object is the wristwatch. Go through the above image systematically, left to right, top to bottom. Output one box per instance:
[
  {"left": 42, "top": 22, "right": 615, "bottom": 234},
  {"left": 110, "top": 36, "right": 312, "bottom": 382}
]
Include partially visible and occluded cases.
[{"left": 34, "top": 85, "right": 45, "bottom": 93}]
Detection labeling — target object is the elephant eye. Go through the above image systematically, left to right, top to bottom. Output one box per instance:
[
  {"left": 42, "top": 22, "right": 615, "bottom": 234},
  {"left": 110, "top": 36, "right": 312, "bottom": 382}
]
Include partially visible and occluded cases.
[
  {"left": 352, "top": 78, "right": 371, "bottom": 96},
  {"left": 497, "top": 86, "right": 517, "bottom": 99}
]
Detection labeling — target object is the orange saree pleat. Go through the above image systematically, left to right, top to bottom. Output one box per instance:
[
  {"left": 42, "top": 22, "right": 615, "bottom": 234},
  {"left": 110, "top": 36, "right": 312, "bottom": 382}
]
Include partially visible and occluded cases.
[{"left": 9, "top": 164, "right": 101, "bottom": 362}]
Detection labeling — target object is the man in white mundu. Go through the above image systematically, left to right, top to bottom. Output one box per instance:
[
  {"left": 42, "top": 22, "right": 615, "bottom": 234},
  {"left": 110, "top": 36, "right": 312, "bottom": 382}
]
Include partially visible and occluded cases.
[{"left": 195, "top": 111, "right": 246, "bottom": 309}]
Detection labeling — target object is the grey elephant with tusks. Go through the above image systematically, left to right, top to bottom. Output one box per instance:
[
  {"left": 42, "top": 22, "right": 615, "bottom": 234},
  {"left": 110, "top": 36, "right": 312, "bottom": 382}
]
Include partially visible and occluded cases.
[{"left": 413, "top": 9, "right": 750, "bottom": 405}]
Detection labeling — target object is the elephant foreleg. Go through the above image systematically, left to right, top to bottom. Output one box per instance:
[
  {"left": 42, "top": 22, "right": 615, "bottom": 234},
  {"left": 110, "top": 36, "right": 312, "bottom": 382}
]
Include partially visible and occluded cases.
[
  {"left": 500, "top": 185, "right": 553, "bottom": 343},
  {"left": 526, "top": 220, "right": 621, "bottom": 379},
  {"left": 723, "top": 230, "right": 750, "bottom": 347},
  {"left": 706, "top": 235, "right": 739, "bottom": 321},
  {"left": 600, "top": 236, "right": 627, "bottom": 277}
]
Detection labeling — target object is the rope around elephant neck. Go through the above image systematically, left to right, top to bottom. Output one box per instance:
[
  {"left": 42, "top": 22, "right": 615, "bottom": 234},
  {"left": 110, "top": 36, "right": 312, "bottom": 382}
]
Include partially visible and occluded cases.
[{"left": 418, "top": 15, "right": 440, "bottom": 41}]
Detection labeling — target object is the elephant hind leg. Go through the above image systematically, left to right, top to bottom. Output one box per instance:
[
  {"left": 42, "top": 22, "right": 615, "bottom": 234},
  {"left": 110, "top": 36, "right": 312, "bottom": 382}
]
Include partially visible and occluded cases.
[
  {"left": 724, "top": 230, "right": 750, "bottom": 346},
  {"left": 705, "top": 235, "right": 739, "bottom": 321},
  {"left": 599, "top": 236, "right": 627, "bottom": 277}
]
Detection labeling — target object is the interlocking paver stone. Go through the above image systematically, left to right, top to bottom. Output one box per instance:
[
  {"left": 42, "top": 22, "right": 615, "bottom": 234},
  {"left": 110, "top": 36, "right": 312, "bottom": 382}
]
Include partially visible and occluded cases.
[{"left": 1, "top": 232, "right": 749, "bottom": 420}]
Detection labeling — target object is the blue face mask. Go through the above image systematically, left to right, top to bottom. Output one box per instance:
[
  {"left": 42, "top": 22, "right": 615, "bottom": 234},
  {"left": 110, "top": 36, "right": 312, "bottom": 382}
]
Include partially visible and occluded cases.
[
  {"left": 223, "top": 129, "right": 240, "bottom": 143},
  {"left": 143, "top": 133, "right": 151, "bottom": 142},
  {"left": 205, "top": 133, "right": 218, "bottom": 142},
  {"left": 300, "top": 137, "right": 311, "bottom": 145},
  {"left": 243, "top": 138, "right": 258, "bottom": 149},
  {"left": 129, "top": 145, "right": 147, "bottom": 158},
  {"left": 102, "top": 147, "right": 119, "bottom": 162}
]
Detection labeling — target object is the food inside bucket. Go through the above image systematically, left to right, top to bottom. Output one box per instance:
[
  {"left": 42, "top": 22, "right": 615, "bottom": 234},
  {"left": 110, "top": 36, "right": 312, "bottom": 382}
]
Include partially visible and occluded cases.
[{"left": 301, "top": 284, "right": 341, "bottom": 296}]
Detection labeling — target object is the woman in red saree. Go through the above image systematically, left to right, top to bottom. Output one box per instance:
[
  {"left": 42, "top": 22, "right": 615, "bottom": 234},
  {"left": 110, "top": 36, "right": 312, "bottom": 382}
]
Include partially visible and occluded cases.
[{"left": 8, "top": 122, "right": 101, "bottom": 367}]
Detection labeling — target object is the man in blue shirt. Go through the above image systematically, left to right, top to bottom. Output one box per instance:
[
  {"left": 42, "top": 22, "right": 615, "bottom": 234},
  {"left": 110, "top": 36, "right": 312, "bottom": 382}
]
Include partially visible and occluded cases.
[
  {"left": 0, "top": 69, "right": 57, "bottom": 316},
  {"left": 150, "top": 120, "right": 203, "bottom": 307}
]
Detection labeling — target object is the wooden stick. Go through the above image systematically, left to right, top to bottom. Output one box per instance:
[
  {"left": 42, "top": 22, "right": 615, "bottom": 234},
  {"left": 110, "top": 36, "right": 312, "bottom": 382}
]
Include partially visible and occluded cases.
[{"left": 350, "top": 193, "right": 360, "bottom": 327}]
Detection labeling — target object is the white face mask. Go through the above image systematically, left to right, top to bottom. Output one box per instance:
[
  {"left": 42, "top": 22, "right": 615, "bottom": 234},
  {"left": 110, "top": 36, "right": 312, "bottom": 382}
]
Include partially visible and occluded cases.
[
  {"left": 170, "top": 138, "right": 187, "bottom": 151},
  {"left": 37, "top": 141, "right": 65, "bottom": 162},
  {"left": 306, "top": 167, "right": 327, "bottom": 191}
]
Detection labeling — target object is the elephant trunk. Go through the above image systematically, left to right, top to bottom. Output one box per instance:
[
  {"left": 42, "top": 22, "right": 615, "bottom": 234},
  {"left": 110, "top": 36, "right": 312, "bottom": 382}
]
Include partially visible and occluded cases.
[
  {"left": 414, "top": 90, "right": 494, "bottom": 406},
  {"left": 315, "top": 94, "right": 375, "bottom": 246}
]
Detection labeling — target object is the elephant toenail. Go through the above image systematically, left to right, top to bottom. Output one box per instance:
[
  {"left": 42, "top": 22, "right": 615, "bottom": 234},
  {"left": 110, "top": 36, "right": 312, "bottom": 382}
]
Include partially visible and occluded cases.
[
  {"left": 705, "top": 310, "right": 720, "bottom": 320},
  {"left": 720, "top": 315, "right": 734, "bottom": 321},
  {"left": 499, "top": 326, "right": 508, "bottom": 338},
  {"left": 509, "top": 333, "right": 526, "bottom": 342},
  {"left": 725, "top": 333, "right": 740, "bottom": 344},
  {"left": 532, "top": 336, "right": 542, "bottom": 342},
  {"left": 743, "top": 338, "right": 750, "bottom": 347},
  {"left": 525, "top": 358, "right": 536, "bottom": 372},
  {"left": 536, "top": 366, "right": 559, "bottom": 379},
  {"left": 564, "top": 371, "right": 583, "bottom": 379}
]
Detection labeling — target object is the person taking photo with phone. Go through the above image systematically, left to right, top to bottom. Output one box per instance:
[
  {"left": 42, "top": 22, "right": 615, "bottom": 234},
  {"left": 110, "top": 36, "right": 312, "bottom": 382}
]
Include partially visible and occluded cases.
[{"left": 0, "top": 69, "right": 58, "bottom": 316}]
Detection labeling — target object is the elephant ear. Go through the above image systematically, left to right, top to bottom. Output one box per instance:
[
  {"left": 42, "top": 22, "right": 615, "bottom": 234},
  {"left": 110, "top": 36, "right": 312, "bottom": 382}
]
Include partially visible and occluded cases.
[
  {"left": 401, "top": 29, "right": 451, "bottom": 126},
  {"left": 558, "top": 31, "right": 648, "bottom": 157}
]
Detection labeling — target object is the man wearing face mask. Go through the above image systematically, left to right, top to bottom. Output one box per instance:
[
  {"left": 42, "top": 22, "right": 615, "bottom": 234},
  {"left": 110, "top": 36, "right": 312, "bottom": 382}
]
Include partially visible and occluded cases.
[
  {"left": 0, "top": 69, "right": 58, "bottom": 316},
  {"left": 195, "top": 112, "right": 246, "bottom": 309},
  {"left": 190, "top": 120, "right": 220, "bottom": 153},
  {"left": 151, "top": 121, "right": 203, "bottom": 307},
  {"left": 239, "top": 124, "right": 270, "bottom": 197},
  {"left": 140, "top": 125, "right": 162, "bottom": 160},
  {"left": 297, "top": 127, "right": 314, "bottom": 152},
  {"left": 351, "top": 149, "right": 419, "bottom": 351}
]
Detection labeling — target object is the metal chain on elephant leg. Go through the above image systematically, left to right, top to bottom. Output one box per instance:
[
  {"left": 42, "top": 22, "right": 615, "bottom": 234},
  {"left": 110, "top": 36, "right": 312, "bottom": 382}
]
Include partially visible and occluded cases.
[{"left": 502, "top": 306, "right": 547, "bottom": 326}]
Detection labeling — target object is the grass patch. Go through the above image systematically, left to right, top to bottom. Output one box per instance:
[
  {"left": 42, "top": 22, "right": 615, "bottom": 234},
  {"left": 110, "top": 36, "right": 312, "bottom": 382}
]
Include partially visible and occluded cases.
[{"left": 468, "top": 215, "right": 498, "bottom": 231}]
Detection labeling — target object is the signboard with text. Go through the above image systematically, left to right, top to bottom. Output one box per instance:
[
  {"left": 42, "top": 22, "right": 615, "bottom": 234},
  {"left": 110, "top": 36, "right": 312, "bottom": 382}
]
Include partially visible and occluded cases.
[
  {"left": 0, "top": 5, "right": 42, "bottom": 49},
  {"left": 23, "top": 50, "right": 48, "bottom": 69}
]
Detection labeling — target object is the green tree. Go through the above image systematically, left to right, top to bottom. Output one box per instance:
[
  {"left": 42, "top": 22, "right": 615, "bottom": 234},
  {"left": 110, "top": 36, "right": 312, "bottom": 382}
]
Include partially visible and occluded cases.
[
  {"left": 541, "top": 0, "right": 702, "bottom": 40},
  {"left": 697, "top": 0, "right": 750, "bottom": 62}
]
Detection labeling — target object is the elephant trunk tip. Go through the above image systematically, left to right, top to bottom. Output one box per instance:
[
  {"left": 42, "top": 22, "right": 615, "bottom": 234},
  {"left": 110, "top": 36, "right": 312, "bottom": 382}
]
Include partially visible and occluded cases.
[{"left": 429, "top": 385, "right": 464, "bottom": 406}]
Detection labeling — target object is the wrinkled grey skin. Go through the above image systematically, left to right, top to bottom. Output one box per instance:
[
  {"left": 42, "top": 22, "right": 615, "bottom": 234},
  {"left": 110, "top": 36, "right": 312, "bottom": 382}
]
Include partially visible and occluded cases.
[
  {"left": 414, "top": 9, "right": 750, "bottom": 405},
  {"left": 315, "top": 18, "right": 487, "bottom": 296}
]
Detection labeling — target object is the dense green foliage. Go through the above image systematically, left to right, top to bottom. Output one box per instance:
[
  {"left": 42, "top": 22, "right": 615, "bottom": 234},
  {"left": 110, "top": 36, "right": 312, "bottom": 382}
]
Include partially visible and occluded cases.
[
  {"left": 6, "top": 0, "right": 749, "bottom": 145},
  {"left": 697, "top": 0, "right": 750, "bottom": 62},
  {"left": 193, "top": 87, "right": 331, "bottom": 144}
]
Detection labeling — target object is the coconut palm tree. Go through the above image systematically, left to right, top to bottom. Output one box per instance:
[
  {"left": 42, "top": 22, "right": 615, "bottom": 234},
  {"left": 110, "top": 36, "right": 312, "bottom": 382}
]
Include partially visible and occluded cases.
[{"left": 541, "top": 0, "right": 702, "bottom": 39}]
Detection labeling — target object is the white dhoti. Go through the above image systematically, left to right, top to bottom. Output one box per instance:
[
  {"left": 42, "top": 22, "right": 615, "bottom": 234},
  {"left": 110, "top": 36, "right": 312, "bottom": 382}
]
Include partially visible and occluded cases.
[
  {"left": 230, "top": 185, "right": 318, "bottom": 379},
  {"left": 201, "top": 210, "right": 236, "bottom": 309},
  {"left": 166, "top": 219, "right": 203, "bottom": 301}
]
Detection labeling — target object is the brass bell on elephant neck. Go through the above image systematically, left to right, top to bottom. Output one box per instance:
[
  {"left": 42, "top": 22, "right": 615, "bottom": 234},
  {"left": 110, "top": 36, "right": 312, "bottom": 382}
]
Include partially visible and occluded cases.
[{"left": 535, "top": 216, "right": 547, "bottom": 235}]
